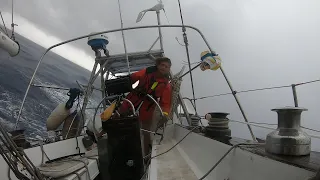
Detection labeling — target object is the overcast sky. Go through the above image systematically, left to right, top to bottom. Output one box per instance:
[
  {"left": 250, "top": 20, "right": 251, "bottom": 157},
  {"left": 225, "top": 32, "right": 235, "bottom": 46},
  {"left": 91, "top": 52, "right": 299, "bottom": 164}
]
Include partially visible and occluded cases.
[{"left": 1, "top": 0, "right": 320, "bottom": 149}]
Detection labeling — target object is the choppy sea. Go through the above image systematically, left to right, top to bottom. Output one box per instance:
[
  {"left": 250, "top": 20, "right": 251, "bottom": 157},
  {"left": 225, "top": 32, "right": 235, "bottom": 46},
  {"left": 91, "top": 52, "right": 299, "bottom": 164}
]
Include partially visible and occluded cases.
[{"left": 0, "top": 32, "right": 100, "bottom": 139}]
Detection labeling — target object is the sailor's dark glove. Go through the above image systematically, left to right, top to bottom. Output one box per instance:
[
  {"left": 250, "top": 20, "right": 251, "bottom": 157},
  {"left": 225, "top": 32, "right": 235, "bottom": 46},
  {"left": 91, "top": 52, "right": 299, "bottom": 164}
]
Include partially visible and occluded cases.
[{"left": 157, "top": 114, "right": 169, "bottom": 130}]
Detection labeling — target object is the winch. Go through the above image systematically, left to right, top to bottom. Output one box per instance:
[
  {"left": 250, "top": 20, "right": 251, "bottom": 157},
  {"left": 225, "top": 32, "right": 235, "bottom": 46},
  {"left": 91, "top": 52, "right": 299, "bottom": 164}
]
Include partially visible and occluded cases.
[
  {"left": 266, "top": 107, "right": 311, "bottom": 156},
  {"left": 204, "top": 112, "right": 231, "bottom": 141}
]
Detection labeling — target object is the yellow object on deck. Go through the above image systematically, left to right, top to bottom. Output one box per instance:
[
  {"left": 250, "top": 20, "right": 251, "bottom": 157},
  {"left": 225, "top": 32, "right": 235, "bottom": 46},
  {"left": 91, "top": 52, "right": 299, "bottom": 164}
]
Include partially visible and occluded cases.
[{"left": 100, "top": 102, "right": 117, "bottom": 121}]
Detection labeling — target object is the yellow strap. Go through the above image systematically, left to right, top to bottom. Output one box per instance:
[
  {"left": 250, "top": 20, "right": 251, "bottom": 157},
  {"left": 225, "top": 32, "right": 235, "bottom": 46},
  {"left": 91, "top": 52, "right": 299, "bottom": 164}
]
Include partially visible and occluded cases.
[
  {"left": 151, "top": 82, "right": 159, "bottom": 90},
  {"left": 100, "top": 102, "right": 117, "bottom": 121},
  {"left": 163, "top": 112, "right": 169, "bottom": 116}
]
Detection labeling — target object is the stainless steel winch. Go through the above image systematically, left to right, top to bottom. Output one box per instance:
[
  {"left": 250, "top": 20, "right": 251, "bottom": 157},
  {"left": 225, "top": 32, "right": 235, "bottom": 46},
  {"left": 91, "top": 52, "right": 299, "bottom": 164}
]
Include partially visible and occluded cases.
[{"left": 266, "top": 107, "right": 311, "bottom": 156}]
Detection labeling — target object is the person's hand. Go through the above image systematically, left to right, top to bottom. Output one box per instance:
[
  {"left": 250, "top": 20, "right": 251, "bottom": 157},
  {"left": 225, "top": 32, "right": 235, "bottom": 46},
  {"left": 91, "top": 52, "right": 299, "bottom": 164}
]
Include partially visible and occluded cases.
[{"left": 157, "top": 114, "right": 169, "bottom": 130}]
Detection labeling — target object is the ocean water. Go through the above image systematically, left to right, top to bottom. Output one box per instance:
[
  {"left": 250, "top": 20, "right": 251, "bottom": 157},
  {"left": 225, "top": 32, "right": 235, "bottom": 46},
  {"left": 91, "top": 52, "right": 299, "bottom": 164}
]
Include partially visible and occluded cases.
[{"left": 0, "top": 32, "right": 100, "bottom": 139}]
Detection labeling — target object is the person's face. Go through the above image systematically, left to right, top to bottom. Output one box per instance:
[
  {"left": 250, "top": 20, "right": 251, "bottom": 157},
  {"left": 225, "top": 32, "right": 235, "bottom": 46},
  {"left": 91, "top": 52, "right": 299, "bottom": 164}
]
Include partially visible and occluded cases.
[{"left": 157, "top": 61, "right": 171, "bottom": 76}]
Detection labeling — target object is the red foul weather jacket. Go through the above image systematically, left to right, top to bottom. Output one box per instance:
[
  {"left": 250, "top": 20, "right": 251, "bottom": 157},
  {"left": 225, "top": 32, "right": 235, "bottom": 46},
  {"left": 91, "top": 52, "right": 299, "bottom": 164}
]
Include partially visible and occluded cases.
[{"left": 119, "top": 66, "right": 172, "bottom": 121}]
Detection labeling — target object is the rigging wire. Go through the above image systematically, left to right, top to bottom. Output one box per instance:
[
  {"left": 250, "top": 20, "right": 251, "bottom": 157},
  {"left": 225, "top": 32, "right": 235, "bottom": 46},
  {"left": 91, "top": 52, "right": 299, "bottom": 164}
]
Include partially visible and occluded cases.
[
  {"left": 117, "top": 0, "right": 131, "bottom": 74},
  {"left": 158, "top": 0, "right": 188, "bottom": 67},
  {"left": 177, "top": 0, "right": 198, "bottom": 114},
  {"left": 0, "top": 11, "right": 9, "bottom": 36},
  {"left": 0, "top": 26, "right": 6, "bottom": 34},
  {"left": 194, "top": 78, "right": 320, "bottom": 100},
  {"left": 295, "top": 79, "right": 320, "bottom": 86},
  {"left": 195, "top": 84, "right": 291, "bottom": 100},
  {"left": 196, "top": 92, "right": 232, "bottom": 99},
  {"left": 228, "top": 119, "right": 320, "bottom": 139},
  {"left": 229, "top": 119, "right": 275, "bottom": 131},
  {"left": 244, "top": 121, "right": 320, "bottom": 134},
  {"left": 247, "top": 121, "right": 320, "bottom": 134},
  {"left": 247, "top": 121, "right": 277, "bottom": 126},
  {"left": 301, "top": 126, "right": 320, "bottom": 133}
]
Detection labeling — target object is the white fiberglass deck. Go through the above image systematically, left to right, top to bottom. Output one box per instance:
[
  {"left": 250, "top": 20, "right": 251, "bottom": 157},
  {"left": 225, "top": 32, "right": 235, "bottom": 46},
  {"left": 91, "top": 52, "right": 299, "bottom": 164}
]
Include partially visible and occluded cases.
[
  {"left": 149, "top": 124, "right": 316, "bottom": 180},
  {"left": 154, "top": 140, "right": 197, "bottom": 180}
]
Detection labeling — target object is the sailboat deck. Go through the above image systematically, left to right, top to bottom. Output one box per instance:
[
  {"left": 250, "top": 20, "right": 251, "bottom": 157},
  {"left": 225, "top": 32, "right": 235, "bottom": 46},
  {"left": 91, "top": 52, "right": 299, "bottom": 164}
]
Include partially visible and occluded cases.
[
  {"left": 225, "top": 136, "right": 320, "bottom": 172},
  {"left": 154, "top": 140, "right": 197, "bottom": 180},
  {"left": 239, "top": 142, "right": 320, "bottom": 172}
]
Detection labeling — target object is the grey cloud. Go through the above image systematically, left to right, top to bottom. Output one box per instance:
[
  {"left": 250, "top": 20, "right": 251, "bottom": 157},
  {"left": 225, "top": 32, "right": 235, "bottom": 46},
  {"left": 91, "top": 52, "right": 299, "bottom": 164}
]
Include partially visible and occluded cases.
[{"left": 1, "top": 0, "right": 184, "bottom": 56}]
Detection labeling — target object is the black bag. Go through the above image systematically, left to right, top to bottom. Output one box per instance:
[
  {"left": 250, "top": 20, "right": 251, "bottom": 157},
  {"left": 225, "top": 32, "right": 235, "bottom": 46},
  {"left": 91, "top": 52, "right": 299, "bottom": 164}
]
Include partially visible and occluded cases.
[{"left": 105, "top": 75, "right": 132, "bottom": 96}]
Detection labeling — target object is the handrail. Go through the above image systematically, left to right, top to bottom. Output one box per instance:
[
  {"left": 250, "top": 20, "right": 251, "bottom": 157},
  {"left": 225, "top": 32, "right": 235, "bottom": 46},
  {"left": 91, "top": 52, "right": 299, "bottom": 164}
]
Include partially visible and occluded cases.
[{"left": 14, "top": 24, "right": 256, "bottom": 141}]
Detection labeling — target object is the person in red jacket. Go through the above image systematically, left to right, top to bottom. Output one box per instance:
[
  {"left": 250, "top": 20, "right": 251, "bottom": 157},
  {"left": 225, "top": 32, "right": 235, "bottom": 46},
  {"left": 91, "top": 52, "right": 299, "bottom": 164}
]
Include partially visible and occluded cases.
[{"left": 118, "top": 57, "right": 172, "bottom": 156}]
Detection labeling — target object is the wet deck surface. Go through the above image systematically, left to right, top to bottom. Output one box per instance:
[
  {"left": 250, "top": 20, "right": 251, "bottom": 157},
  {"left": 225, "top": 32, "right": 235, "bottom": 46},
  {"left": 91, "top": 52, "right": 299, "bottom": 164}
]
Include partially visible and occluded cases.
[
  {"left": 151, "top": 125, "right": 320, "bottom": 179},
  {"left": 217, "top": 136, "right": 320, "bottom": 172},
  {"left": 155, "top": 140, "right": 197, "bottom": 180},
  {"left": 241, "top": 143, "right": 320, "bottom": 172}
]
